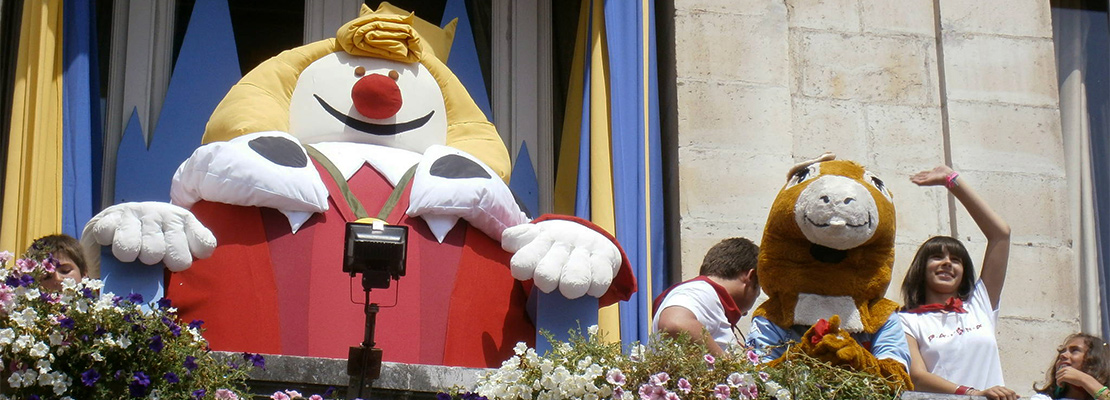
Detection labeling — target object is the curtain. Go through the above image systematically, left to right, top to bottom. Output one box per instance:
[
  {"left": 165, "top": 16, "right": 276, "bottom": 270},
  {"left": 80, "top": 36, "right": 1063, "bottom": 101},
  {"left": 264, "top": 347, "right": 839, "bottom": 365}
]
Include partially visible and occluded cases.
[
  {"left": 1, "top": 0, "right": 63, "bottom": 253},
  {"left": 554, "top": 0, "right": 666, "bottom": 345}
]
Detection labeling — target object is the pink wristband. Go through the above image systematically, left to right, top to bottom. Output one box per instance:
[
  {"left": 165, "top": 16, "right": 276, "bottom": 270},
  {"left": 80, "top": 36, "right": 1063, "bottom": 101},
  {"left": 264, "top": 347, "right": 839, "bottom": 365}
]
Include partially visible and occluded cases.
[
  {"left": 945, "top": 171, "right": 960, "bottom": 189},
  {"left": 954, "top": 385, "right": 972, "bottom": 395}
]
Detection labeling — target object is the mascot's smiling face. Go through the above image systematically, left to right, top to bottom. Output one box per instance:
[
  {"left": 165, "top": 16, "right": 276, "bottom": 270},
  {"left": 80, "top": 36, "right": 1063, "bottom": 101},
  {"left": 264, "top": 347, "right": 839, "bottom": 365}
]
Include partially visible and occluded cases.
[
  {"left": 288, "top": 52, "right": 448, "bottom": 154},
  {"left": 756, "top": 158, "right": 897, "bottom": 333}
]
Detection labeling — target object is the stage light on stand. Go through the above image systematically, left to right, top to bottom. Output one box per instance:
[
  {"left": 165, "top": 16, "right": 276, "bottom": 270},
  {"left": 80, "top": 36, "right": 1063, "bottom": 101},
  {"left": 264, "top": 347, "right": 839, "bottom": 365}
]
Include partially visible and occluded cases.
[{"left": 343, "top": 219, "right": 407, "bottom": 398}]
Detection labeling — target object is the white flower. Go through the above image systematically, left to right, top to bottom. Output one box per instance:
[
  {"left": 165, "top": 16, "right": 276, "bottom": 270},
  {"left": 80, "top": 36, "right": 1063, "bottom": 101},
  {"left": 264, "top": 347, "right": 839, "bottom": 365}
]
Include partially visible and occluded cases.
[
  {"left": 22, "top": 288, "right": 40, "bottom": 301},
  {"left": 13, "top": 308, "right": 36, "bottom": 328},
  {"left": 588, "top": 325, "right": 599, "bottom": 337},
  {"left": 0, "top": 328, "right": 14, "bottom": 345},
  {"left": 13, "top": 334, "right": 32, "bottom": 352},
  {"left": 118, "top": 335, "right": 132, "bottom": 348},
  {"left": 29, "top": 341, "right": 50, "bottom": 358},
  {"left": 514, "top": 342, "right": 528, "bottom": 356},
  {"left": 90, "top": 351, "right": 104, "bottom": 362},
  {"left": 35, "top": 359, "right": 51, "bottom": 374},
  {"left": 20, "top": 370, "right": 38, "bottom": 387},
  {"left": 37, "top": 370, "right": 55, "bottom": 386},
  {"left": 7, "top": 371, "right": 22, "bottom": 388},
  {"left": 764, "top": 381, "right": 782, "bottom": 394},
  {"left": 775, "top": 388, "right": 792, "bottom": 400}
]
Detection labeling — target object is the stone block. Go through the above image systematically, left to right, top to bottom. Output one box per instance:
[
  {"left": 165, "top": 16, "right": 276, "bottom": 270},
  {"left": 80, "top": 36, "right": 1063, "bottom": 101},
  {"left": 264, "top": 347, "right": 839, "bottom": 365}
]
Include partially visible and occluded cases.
[
  {"left": 675, "top": 0, "right": 783, "bottom": 16},
  {"left": 786, "top": 0, "right": 859, "bottom": 32},
  {"left": 861, "top": 0, "right": 936, "bottom": 36},
  {"left": 938, "top": 0, "right": 1053, "bottom": 39},
  {"left": 674, "top": 7, "right": 789, "bottom": 85},
  {"left": 795, "top": 31, "right": 939, "bottom": 105},
  {"left": 942, "top": 35, "right": 1058, "bottom": 107},
  {"left": 676, "top": 80, "right": 792, "bottom": 150},
  {"left": 791, "top": 97, "right": 869, "bottom": 159},
  {"left": 947, "top": 101, "right": 1064, "bottom": 176},
  {"left": 866, "top": 104, "right": 946, "bottom": 174},
  {"left": 678, "top": 149, "right": 791, "bottom": 222},
  {"left": 948, "top": 170, "right": 1069, "bottom": 247},
  {"left": 888, "top": 176, "right": 950, "bottom": 245},
  {"left": 679, "top": 221, "right": 768, "bottom": 277},
  {"left": 997, "top": 244, "right": 1079, "bottom": 321},
  {"left": 996, "top": 317, "right": 1081, "bottom": 397}
]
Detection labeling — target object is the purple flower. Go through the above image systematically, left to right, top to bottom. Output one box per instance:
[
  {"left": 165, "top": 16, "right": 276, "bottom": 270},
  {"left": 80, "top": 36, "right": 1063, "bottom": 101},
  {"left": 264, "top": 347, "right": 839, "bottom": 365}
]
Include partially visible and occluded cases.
[
  {"left": 19, "top": 274, "right": 34, "bottom": 287},
  {"left": 5, "top": 276, "right": 19, "bottom": 288},
  {"left": 81, "top": 287, "right": 94, "bottom": 298},
  {"left": 126, "top": 292, "right": 144, "bottom": 304},
  {"left": 157, "top": 298, "right": 173, "bottom": 309},
  {"left": 59, "top": 317, "right": 75, "bottom": 329},
  {"left": 188, "top": 320, "right": 205, "bottom": 329},
  {"left": 170, "top": 324, "right": 182, "bottom": 337},
  {"left": 149, "top": 335, "right": 164, "bottom": 352},
  {"left": 746, "top": 349, "right": 760, "bottom": 365},
  {"left": 243, "top": 352, "right": 266, "bottom": 369},
  {"left": 184, "top": 356, "right": 198, "bottom": 372},
  {"left": 80, "top": 368, "right": 100, "bottom": 386},
  {"left": 129, "top": 371, "right": 151, "bottom": 397},
  {"left": 758, "top": 371, "right": 770, "bottom": 382},
  {"left": 164, "top": 372, "right": 179, "bottom": 383},
  {"left": 677, "top": 378, "right": 692, "bottom": 393},
  {"left": 713, "top": 384, "right": 730, "bottom": 400},
  {"left": 744, "top": 384, "right": 758, "bottom": 399},
  {"left": 193, "top": 389, "right": 207, "bottom": 399},
  {"left": 436, "top": 393, "right": 452, "bottom": 400},
  {"left": 28, "top": 396, "right": 39, "bottom": 400}
]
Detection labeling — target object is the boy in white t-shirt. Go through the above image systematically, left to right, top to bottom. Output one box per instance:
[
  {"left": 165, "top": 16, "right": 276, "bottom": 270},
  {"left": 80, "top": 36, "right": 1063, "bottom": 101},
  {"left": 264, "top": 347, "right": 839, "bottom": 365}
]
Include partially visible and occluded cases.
[{"left": 651, "top": 237, "right": 761, "bottom": 356}]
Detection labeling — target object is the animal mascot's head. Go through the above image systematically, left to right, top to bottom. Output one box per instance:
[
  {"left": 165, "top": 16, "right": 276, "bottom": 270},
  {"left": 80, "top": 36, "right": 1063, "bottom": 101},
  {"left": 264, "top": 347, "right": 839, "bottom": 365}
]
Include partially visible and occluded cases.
[
  {"left": 201, "top": 3, "right": 510, "bottom": 181},
  {"left": 754, "top": 154, "right": 899, "bottom": 334}
]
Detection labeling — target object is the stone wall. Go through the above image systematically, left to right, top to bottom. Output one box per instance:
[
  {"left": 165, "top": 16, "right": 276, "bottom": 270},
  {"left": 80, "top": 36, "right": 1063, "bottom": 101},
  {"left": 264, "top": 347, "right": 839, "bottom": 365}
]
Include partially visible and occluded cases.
[{"left": 672, "top": 0, "right": 1076, "bottom": 394}]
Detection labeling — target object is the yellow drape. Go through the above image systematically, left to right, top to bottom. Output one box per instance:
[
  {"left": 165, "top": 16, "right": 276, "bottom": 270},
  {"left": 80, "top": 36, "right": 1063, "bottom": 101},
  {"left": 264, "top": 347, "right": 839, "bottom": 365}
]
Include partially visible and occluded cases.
[{"left": 1, "top": 0, "right": 64, "bottom": 254}]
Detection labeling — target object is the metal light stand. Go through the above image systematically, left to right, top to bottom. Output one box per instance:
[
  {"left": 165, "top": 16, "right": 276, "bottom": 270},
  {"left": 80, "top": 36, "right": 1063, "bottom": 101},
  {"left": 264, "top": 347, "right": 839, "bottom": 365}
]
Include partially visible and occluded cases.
[{"left": 349, "top": 283, "right": 383, "bottom": 400}]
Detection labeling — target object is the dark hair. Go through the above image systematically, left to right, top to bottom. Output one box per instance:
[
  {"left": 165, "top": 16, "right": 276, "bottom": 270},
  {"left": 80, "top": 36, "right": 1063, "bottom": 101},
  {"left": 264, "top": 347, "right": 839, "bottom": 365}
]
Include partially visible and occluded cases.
[
  {"left": 23, "top": 234, "right": 89, "bottom": 277},
  {"left": 900, "top": 236, "right": 976, "bottom": 310},
  {"left": 699, "top": 237, "right": 759, "bottom": 282},
  {"left": 1035, "top": 333, "right": 1110, "bottom": 398}
]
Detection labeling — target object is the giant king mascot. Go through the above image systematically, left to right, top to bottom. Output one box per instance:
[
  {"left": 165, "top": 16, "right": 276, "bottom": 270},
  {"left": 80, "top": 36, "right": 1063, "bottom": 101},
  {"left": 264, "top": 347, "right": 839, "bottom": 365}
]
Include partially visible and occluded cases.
[{"left": 84, "top": 4, "right": 636, "bottom": 368}]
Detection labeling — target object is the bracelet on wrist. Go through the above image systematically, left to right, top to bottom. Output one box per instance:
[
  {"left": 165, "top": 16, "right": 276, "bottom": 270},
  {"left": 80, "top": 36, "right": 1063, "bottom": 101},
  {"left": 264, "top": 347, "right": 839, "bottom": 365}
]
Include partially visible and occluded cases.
[
  {"left": 945, "top": 171, "right": 960, "bottom": 189},
  {"left": 955, "top": 385, "right": 973, "bottom": 395},
  {"left": 1096, "top": 386, "right": 1109, "bottom": 399}
]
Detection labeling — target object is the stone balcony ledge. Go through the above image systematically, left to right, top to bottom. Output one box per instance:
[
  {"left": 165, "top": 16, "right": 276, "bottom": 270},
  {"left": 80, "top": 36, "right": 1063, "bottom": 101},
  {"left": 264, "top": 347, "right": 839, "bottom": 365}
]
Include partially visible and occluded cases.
[{"left": 236, "top": 353, "right": 1000, "bottom": 400}]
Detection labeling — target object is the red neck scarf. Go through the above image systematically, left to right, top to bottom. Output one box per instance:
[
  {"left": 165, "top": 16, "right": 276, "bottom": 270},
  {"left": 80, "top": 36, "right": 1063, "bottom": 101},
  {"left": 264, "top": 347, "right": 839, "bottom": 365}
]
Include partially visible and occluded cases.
[
  {"left": 652, "top": 276, "right": 743, "bottom": 326},
  {"left": 903, "top": 296, "right": 967, "bottom": 314}
]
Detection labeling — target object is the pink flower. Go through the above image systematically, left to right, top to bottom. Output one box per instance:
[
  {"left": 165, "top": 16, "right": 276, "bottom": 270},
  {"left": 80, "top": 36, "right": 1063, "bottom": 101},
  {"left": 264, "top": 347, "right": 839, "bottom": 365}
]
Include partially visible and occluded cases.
[
  {"left": 0, "top": 251, "right": 12, "bottom": 264},
  {"left": 15, "top": 259, "right": 35, "bottom": 273},
  {"left": 746, "top": 350, "right": 760, "bottom": 365},
  {"left": 704, "top": 354, "right": 716, "bottom": 369},
  {"left": 607, "top": 368, "right": 627, "bottom": 386},
  {"left": 758, "top": 371, "right": 769, "bottom": 382},
  {"left": 651, "top": 372, "right": 670, "bottom": 385},
  {"left": 727, "top": 372, "right": 743, "bottom": 387},
  {"left": 677, "top": 378, "right": 692, "bottom": 393},
  {"left": 639, "top": 384, "right": 654, "bottom": 400},
  {"left": 713, "top": 384, "right": 731, "bottom": 400},
  {"left": 745, "top": 384, "right": 759, "bottom": 399},
  {"left": 614, "top": 386, "right": 625, "bottom": 400},
  {"left": 215, "top": 389, "right": 240, "bottom": 400},
  {"left": 285, "top": 390, "right": 303, "bottom": 398},
  {"left": 271, "top": 391, "right": 291, "bottom": 400},
  {"left": 665, "top": 391, "right": 680, "bottom": 400},
  {"left": 309, "top": 396, "right": 323, "bottom": 400}
]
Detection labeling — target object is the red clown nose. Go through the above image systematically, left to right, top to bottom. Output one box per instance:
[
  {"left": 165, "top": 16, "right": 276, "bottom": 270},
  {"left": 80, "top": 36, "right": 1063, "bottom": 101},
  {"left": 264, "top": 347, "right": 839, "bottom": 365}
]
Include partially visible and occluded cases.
[{"left": 351, "top": 73, "right": 403, "bottom": 119}]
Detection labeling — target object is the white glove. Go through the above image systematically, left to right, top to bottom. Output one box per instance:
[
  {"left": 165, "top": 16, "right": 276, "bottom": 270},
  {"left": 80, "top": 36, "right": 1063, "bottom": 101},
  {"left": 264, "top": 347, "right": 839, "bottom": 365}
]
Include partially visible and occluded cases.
[
  {"left": 82, "top": 202, "right": 216, "bottom": 272},
  {"left": 501, "top": 219, "right": 622, "bottom": 299}
]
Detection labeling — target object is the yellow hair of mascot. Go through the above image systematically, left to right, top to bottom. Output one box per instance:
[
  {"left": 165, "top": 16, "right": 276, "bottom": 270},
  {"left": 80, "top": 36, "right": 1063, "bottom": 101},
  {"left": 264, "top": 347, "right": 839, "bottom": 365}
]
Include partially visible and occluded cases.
[
  {"left": 201, "top": 3, "right": 509, "bottom": 181},
  {"left": 753, "top": 154, "right": 911, "bottom": 390}
]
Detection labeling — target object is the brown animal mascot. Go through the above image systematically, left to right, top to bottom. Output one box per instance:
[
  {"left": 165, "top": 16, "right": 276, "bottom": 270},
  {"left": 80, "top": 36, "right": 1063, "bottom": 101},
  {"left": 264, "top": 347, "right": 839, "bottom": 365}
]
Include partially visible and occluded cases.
[{"left": 747, "top": 154, "right": 912, "bottom": 390}]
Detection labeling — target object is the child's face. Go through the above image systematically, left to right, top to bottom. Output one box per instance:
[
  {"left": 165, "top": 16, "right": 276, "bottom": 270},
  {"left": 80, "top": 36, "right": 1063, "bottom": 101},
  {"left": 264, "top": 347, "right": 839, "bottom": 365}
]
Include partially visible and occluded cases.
[
  {"left": 41, "top": 253, "right": 83, "bottom": 292},
  {"left": 1057, "top": 337, "right": 1090, "bottom": 372}
]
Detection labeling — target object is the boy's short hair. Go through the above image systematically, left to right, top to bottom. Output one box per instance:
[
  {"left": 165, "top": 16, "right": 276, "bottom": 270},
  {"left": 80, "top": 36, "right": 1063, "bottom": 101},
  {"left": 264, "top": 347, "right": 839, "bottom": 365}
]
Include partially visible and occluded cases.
[
  {"left": 24, "top": 234, "right": 89, "bottom": 277},
  {"left": 698, "top": 237, "right": 759, "bottom": 281}
]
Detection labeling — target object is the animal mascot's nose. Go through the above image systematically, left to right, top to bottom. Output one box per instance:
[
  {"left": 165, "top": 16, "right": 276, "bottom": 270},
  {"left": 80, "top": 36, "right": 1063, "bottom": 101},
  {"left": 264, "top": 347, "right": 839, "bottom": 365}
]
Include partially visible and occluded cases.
[{"left": 352, "top": 73, "right": 402, "bottom": 119}]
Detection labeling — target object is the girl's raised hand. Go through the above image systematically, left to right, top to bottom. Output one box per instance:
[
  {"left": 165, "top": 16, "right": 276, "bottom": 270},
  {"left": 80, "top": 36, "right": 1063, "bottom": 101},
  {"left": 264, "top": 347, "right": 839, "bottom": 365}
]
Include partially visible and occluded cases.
[{"left": 910, "top": 165, "right": 955, "bottom": 187}]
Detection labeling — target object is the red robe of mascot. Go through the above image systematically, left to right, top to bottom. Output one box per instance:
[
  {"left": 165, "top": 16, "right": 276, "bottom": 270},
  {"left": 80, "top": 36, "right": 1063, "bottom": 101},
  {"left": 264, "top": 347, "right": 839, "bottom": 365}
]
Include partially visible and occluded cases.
[{"left": 84, "top": 5, "right": 635, "bottom": 368}]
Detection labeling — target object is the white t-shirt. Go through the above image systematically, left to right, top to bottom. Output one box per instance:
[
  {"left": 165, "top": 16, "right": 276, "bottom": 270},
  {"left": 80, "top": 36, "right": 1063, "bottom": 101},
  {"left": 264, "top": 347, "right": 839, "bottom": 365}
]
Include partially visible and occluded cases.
[
  {"left": 652, "top": 280, "right": 736, "bottom": 351},
  {"left": 899, "top": 280, "right": 1004, "bottom": 389}
]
